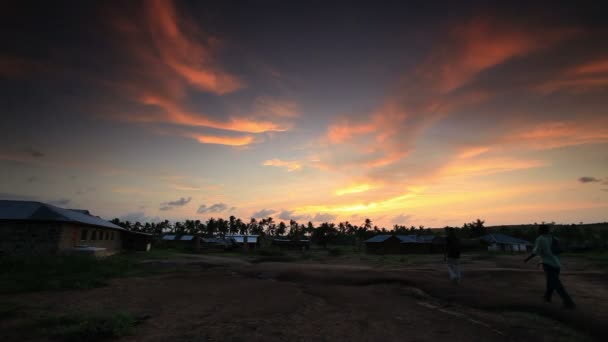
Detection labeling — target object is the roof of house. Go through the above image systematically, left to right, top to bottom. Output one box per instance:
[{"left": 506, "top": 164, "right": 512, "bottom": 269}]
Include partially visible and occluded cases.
[
  {"left": 0, "top": 200, "right": 125, "bottom": 231},
  {"left": 481, "top": 233, "right": 531, "bottom": 246},
  {"left": 365, "top": 234, "right": 437, "bottom": 244},
  {"left": 226, "top": 235, "right": 259, "bottom": 243},
  {"left": 201, "top": 237, "right": 235, "bottom": 245}
]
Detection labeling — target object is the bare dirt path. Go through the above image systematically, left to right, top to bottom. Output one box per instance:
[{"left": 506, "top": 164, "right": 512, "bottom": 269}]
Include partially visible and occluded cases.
[{"left": 2, "top": 254, "right": 605, "bottom": 341}]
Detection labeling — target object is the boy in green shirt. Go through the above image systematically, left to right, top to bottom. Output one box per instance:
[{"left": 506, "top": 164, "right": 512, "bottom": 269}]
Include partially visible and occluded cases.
[{"left": 524, "top": 225, "right": 575, "bottom": 309}]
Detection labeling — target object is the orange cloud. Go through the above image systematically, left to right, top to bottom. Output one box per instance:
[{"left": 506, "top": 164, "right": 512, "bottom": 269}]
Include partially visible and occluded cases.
[
  {"left": 145, "top": 0, "right": 242, "bottom": 95},
  {"left": 105, "top": 1, "right": 293, "bottom": 137},
  {"left": 419, "top": 16, "right": 580, "bottom": 93},
  {"left": 536, "top": 57, "right": 608, "bottom": 94},
  {"left": 574, "top": 59, "right": 608, "bottom": 75},
  {"left": 124, "top": 94, "right": 289, "bottom": 134},
  {"left": 327, "top": 121, "right": 375, "bottom": 144},
  {"left": 509, "top": 121, "right": 608, "bottom": 149},
  {"left": 191, "top": 134, "right": 255, "bottom": 146},
  {"left": 456, "top": 146, "right": 490, "bottom": 159},
  {"left": 440, "top": 157, "right": 547, "bottom": 178},
  {"left": 262, "top": 159, "right": 302, "bottom": 172},
  {"left": 335, "top": 183, "right": 373, "bottom": 196}
]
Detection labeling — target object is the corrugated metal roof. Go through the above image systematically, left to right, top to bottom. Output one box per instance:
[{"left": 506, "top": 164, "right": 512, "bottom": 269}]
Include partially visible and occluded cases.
[
  {"left": 0, "top": 200, "right": 125, "bottom": 231},
  {"left": 481, "top": 233, "right": 531, "bottom": 245},
  {"left": 365, "top": 234, "right": 435, "bottom": 244},
  {"left": 162, "top": 235, "right": 177, "bottom": 240},
  {"left": 227, "top": 235, "right": 259, "bottom": 243},
  {"left": 364, "top": 235, "right": 393, "bottom": 243},
  {"left": 396, "top": 235, "right": 419, "bottom": 243}
]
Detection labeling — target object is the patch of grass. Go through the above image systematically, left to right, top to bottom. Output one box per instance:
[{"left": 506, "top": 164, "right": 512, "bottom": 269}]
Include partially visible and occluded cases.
[
  {"left": 0, "top": 251, "right": 187, "bottom": 294},
  {"left": 34, "top": 311, "right": 137, "bottom": 342}
]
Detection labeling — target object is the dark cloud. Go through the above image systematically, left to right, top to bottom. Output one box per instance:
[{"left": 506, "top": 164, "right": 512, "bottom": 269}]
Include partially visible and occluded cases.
[
  {"left": 25, "top": 147, "right": 44, "bottom": 158},
  {"left": 26, "top": 176, "right": 37, "bottom": 183},
  {"left": 579, "top": 176, "right": 601, "bottom": 183},
  {"left": 602, "top": 189, "right": 608, "bottom": 192},
  {"left": 160, "top": 197, "right": 192, "bottom": 210},
  {"left": 166, "top": 197, "right": 192, "bottom": 206},
  {"left": 49, "top": 198, "right": 70, "bottom": 206},
  {"left": 197, "top": 203, "right": 229, "bottom": 214},
  {"left": 229, "top": 206, "right": 237, "bottom": 212},
  {"left": 252, "top": 208, "right": 277, "bottom": 218},
  {"left": 278, "top": 210, "right": 309, "bottom": 221},
  {"left": 119, "top": 212, "right": 160, "bottom": 223},
  {"left": 312, "top": 213, "right": 337, "bottom": 222},
  {"left": 392, "top": 214, "right": 413, "bottom": 225}
]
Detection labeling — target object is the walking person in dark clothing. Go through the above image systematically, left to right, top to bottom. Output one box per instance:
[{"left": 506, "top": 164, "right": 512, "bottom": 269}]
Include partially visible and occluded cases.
[
  {"left": 524, "top": 224, "right": 575, "bottom": 309},
  {"left": 445, "top": 228, "right": 461, "bottom": 284}
]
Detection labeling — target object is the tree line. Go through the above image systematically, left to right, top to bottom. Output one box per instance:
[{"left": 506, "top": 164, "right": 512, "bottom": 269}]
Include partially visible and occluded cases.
[
  {"left": 110, "top": 216, "right": 608, "bottom": 249},
  {"left": 110, "top": 216, "right": 433, "bottom": 246}
]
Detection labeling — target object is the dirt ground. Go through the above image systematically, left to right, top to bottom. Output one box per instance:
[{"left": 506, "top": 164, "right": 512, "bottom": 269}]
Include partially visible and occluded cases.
[{"left": 2, "top": 253, "right": 607, "bottom": 341}]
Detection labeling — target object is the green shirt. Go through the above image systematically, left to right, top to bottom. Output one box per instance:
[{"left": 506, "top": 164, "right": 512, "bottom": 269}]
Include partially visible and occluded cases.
[{"left": 533, "top": 234, "right": 561, "bottom": 268}]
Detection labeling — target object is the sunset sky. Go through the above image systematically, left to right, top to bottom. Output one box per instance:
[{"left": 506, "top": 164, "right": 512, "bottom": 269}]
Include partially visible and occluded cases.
[{"left": 1, "top": 1, "right": 607, "bottom": 227}]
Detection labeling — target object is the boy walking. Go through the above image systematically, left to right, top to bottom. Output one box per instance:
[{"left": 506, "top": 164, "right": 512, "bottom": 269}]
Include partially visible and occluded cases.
[
  {"left": 524, "top": 225, "right": 575, "bottom": 309},
  {"left": 445, "top": 228, "right": 461, "bottom": 284}
]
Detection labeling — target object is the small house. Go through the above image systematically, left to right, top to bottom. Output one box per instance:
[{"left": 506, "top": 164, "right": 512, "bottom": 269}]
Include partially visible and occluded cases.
[
  {"left": 0, "top": 200, "right": 151, "bottom": 256},
  {"left": 481, "top": 233, "right": 532, "bottom": 252},
  {"left": 161, "top": 234, "right": 202, "bottom": 251},
  {"left": 225, "top": 234, "right": 259, "bottom": 249},
  {"left": 365, "top": 234, "right": 439, "bottom": 254},
  {"left": 200, "top": 237, "right": 238, "bottom": 251},
  {"left": 272, "top": 238, "right": 311, "bottom": 250}
]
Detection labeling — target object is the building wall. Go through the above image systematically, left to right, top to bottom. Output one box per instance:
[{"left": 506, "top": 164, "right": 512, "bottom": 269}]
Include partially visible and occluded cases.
[
  {"left": 0, "top": 221, "right": 62, "bottom": 256},
  {"left": 58, "top": 224, "right": 123, "bottom": 256},
  {"left": 366, "top": 237, "right": 403, "bottom": 254},
  {"left": 487, "top": 243, "right": 529, "bottom": 253}
]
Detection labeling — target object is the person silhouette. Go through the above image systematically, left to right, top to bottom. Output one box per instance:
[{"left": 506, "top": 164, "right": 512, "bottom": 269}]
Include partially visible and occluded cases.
[
  {"left": 524, "top": 224, "right": 575, "bottom": 309},
  {"left": 445, "top": 228, "right": 461, "bottom": 284}
]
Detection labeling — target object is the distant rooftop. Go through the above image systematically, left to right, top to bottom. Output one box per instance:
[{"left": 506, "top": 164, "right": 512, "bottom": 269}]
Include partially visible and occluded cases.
[
  {"left": 0, "top": 200, "right": 124, "bottom": 231},
  {"left": 481, "top": 233, "right": 531, "bottom": 245},
  {"left": 365, "top": 234, "right": 434, "bottom": 244}
]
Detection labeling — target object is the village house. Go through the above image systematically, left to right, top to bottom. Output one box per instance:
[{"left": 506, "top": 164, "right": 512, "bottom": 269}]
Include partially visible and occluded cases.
[
  {"left": 0, "top": 200, "right": 151, "bottom": 256},
  {"left": 481, "top": 233, "right": 532, "bottom": 252},
  {"left": 161, "top": 234, "right": 202, "bottom": 251},
  {"left": 225, "top": 234, "right": 260, "bottom": 249},
  {"left": 364, "top": 234, "right": 438, "bottom": 254},
  {"left": 272, "top": 238, "right": 311, "bottom": 250}
]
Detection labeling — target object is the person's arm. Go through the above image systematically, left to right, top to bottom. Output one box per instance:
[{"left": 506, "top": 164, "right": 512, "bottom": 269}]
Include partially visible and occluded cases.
[
  {"left": 525, "top": 237, "right": 540, "bottom": 263},
  {"left": 524, "top": 253, "right": 536, "bottom": 263}
]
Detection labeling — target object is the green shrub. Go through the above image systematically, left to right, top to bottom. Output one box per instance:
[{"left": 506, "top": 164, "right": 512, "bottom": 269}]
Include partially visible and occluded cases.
[{"left": 0, "top": 253, "right": 168, "bottom": 294}]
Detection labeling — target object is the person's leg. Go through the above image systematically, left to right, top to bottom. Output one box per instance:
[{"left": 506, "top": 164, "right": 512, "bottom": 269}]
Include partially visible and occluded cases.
[
  {"left": 447, "top": 258, "right": 457, "bottom": 281},
  {"left": 455, "top": 258, "right": 462, "bottom": 282},
  {"left": 543, "top": 265, "right": 555, "bottom": 301},
  {"left": 552, "top": 268, "right": 575, "bottom": 308}
]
